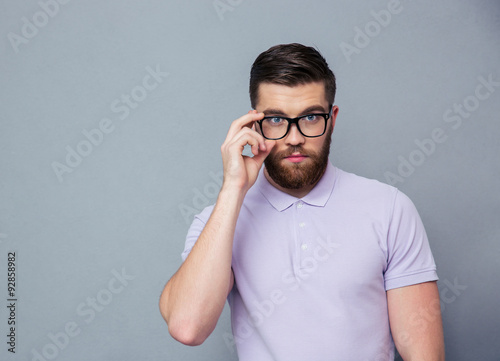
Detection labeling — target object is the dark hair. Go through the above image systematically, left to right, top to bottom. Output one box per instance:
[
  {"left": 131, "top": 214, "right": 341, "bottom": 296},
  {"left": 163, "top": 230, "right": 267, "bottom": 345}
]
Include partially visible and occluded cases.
[{"left": 249, "top": 43, "right": 336, "bottom": 109}]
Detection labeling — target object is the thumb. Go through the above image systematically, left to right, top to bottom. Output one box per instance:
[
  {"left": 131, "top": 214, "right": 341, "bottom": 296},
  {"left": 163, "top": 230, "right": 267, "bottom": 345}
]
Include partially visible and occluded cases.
[{"left": 251, "top": 140, "right": 276, "bottom": 167}]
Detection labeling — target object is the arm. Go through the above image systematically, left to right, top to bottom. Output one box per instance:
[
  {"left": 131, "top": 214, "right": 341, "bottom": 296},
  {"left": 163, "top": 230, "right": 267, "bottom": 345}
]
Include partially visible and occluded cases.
[
  {"left": 159, "top": 111, "right": 275, "bottom": 346},
  {"left": 387, "top": 281, "right": 445, "bottom": 361}
]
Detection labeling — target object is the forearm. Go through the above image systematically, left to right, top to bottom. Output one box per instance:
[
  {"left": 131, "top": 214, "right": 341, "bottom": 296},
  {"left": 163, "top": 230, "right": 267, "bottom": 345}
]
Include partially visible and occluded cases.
[
  {"left": 159, "top": 186, "right": 244, "bottom": 345},
  {"left": 388, "top": 282, "right": 445, "bottom": 361},
  {"left": 395, "top": 317, "right": 445, "bottom": 361}
]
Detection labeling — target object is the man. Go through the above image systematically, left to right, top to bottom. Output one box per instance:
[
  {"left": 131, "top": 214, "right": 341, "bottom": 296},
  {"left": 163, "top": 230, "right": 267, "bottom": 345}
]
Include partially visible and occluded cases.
[{"left": 159, "top": 43, "right": 445, "bottom": 360}]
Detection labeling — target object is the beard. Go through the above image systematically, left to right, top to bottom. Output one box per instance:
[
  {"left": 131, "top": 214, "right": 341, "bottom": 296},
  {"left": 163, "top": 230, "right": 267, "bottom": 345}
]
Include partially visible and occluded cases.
[{"left": 264, "top": 125, "right": 332, "bottom": 190}]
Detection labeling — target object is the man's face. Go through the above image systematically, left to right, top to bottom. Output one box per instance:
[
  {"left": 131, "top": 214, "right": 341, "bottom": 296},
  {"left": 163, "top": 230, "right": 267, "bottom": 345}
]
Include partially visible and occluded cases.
[{"left": 254, "top": 82, "right": 339, "bottom": 194}]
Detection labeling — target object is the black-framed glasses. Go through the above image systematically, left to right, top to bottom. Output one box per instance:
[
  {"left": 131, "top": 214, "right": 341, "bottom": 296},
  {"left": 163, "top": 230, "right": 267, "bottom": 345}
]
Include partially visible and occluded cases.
[{"left": 257, "top": 106, "right": 333, "bottom": 140}]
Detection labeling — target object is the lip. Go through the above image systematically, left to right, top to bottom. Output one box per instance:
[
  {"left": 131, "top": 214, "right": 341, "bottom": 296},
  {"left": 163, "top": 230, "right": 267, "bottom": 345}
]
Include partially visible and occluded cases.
[{"left": 285, "top": 153, "right": 308, "bottom": 163}]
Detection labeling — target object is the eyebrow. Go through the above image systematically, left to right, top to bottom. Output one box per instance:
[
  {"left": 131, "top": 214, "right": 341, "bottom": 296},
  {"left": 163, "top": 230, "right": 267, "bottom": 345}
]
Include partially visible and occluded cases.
[{"left": 262, "top": 105, "right": 328, "bottom": 116}]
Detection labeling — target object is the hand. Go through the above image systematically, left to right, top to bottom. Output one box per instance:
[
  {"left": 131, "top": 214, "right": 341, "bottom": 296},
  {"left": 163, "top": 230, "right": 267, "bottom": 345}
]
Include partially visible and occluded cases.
[{"left": 220, "top": 110, "right": 276, "bottom": 193}]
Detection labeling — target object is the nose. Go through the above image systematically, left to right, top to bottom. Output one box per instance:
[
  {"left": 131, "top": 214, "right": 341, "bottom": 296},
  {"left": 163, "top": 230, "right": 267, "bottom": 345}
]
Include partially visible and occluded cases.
[{"left": 284, "top": 123, "right": 305, "bottom": 146}]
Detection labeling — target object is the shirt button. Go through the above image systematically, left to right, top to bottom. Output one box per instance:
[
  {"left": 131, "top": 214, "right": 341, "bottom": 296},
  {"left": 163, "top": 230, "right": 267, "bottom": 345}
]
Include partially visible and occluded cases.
[
  {"left": 297, "top": 202, "right": 303, "bottom": 209},
  {"left": 299, "top": 222, "right": 305, "bottom": 228},
  {"left": 301, "top": 244, "right": 308, "bottom": 250}
]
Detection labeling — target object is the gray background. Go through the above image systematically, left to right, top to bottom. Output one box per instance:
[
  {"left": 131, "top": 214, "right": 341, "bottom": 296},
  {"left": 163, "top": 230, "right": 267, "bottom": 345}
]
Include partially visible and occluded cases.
[{"left": 1, "top": 0, "right": 499, "bottom": 360}]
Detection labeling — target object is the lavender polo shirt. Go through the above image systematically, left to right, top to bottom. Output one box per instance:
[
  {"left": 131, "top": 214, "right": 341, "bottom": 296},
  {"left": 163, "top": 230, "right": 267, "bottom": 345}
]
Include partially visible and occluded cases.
[{"left": 182, "top": 162, "right": 438, "bottom": 361}]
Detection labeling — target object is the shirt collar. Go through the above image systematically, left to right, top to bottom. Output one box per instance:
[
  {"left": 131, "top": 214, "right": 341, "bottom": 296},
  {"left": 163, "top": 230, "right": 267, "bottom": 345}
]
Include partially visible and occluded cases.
[{"left": 256, "top": 161, "right": 337, "bottom": 212}]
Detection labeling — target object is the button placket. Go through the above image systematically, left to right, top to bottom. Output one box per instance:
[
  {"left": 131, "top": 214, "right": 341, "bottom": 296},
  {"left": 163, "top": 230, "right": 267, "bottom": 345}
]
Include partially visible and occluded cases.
[{"left": 296, "top": 201, "right": 311, "bottom": 270}]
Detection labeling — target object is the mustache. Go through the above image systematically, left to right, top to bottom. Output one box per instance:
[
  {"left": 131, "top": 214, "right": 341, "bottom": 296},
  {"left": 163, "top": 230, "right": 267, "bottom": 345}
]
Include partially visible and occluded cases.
[{"left": 273, "top": 146, "right": 314, "bottom": 158}]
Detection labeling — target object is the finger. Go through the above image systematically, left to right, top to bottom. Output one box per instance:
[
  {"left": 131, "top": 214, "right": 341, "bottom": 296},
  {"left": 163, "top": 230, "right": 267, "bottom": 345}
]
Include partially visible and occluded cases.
[
  {"left": 248, "top": 109, "right": 258, "bottom": 130},
  {"left": 242, "top": 110, "right": 261, "bottom": 129},
  {"left": 251, "top": 111, "right": 258, "bottom": 131},
  {"left": 225, "top": 112, "right": 264, "bottom": 143},
  {"left": 224, "top": 126, "right": 267, "bottom": 154},
  {"left": 226, "top": 130, "right": 265, "bottom": 156},
  {"left": 247, "top": 139, "right": 276, "bottom": 170}
]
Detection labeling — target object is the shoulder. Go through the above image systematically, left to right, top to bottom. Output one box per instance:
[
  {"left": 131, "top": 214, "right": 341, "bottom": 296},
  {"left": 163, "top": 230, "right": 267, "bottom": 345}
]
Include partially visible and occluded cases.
[
  {"left": 331, "top": 167, "right": 424, "bottom": 225},
  {"left": 334, "top": 167, "right": 399, "bottom": 203},
  {"left": 181, "top": 204, "right": 215, "bottom": 261},
  {"left": 193, "top": 204, "right": 215, "bottom": 224}
]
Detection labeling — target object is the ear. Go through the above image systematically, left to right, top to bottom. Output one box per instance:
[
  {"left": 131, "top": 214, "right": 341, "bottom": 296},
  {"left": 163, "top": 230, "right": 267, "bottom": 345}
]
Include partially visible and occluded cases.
[{"left": 330, "top": 105, "right": 339, "bottom": 134}]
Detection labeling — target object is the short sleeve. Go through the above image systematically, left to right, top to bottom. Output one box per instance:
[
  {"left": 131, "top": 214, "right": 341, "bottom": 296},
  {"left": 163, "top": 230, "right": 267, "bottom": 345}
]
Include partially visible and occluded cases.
[
  {"left": 384, "top": 190, "right": 438, "bottom": 290},
  {"left": 181, "top": 205, "right": 215, "bottom": 262}
]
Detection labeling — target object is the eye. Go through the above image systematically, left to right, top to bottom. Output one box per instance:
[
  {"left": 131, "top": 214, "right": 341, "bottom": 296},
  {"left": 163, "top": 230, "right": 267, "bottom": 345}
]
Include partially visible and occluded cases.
[
  {"left": 303, "top": 114, "right": 319, "bottom": 122},
  {"left": 265, "top": 117, "right": 286, "bottom": 125}
]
